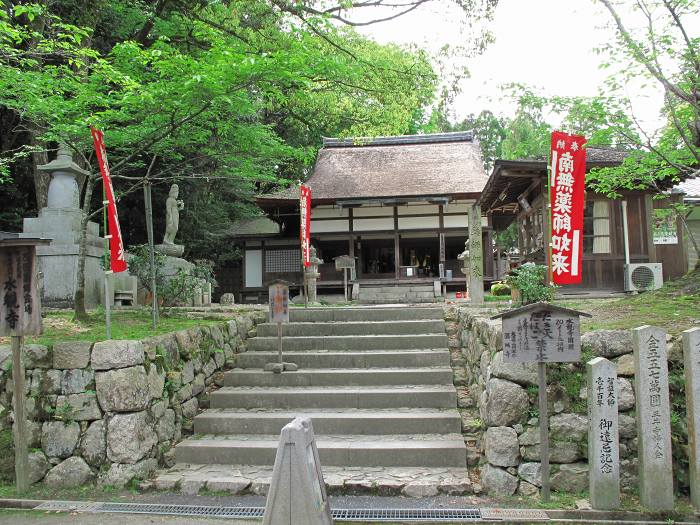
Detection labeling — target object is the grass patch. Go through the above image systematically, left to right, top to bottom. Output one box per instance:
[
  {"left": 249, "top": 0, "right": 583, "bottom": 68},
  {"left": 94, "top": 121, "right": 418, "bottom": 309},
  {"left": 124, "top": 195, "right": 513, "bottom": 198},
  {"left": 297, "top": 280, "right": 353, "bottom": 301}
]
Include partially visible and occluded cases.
[
  {"left": 555, "top": 267, "right": 700, "bottom": 337},
  {"left": 0, "top": 307, "right": 237, "bottom": 347},
  {"left": 0, "top": 430, "right": 14, "bottom": 485}
]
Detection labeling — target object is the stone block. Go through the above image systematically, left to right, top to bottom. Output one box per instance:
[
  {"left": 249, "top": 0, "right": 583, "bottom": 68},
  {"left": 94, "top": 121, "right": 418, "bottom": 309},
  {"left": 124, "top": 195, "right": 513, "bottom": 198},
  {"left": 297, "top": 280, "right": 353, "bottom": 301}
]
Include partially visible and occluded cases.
[
  {"left": 227, "top": 319, "right": 238, "bottom": 337},
  {"left": 210, "top": 324, "right": 225, "bottom": 347},
  {"left": 582, "top": 330, "right": 633, "bottom": 358},
  {"left": 91, "top": 340, "right": 144, "bottom": 370},
  {"left": 52, "top": 341, "right": 92, "bottom": 369},
  {"left": 23, "top": 344, "right": 52, "bottom": 369},
  {"left": 489, "top": 351, "right": 538, "bottom": 386},
  {"left": 616, "top": 354, "right": 634, "bottom": 377},
  {"left": 181, "top": 360, "right": 195, "bottom": 384},
  {"left": 95, "top": 366, "right": 150, "bottom": 412},
  {"left": 148, "top": 366, "right": 165, "bottom": 400},
  {"left": 31, "top": 369, "right": 62, "bottom": 395},
  {"left": 61, "top": 369, "right": 94, "bottom": 394},
  {"left": 192, "top": 374, "right": 205, "bottom": 396},
  {"left": 480, "top": 378, "right": 529, "bottom": 427},
  {"left": 617, "top": 378, "right": 635, "bottom": 411},
  {"left": 56, "top": 392, "right": 102, "bottom": 421},
  {"left": 181, "top": 397, "right": 198, "bottom": 419},
  {"left": 156, "top": 409, "right": 175, "bottom": 442},
  {"left": 106, "top": 411, "right": 157, "bottom": 464},
  {"left": 550, "top": 413, "right": 588, "bottom": 442},
  {"left": 618, "top": 414, "right": 636, "bottom": 439},
  {"left": 79, "top": 420, "right": 106, "bottom": 467},
  {"left": 41, "top": 421, "right": 80, "bottom": 459},
  {"left": 484, "top": 426, "right": 520, "bottom": 467},
  {"left": 521, "top": 441, "right": 582, "bottom": 464},
  {"left": 27, "top": 451, "right": 50, "bottom": 485},
  {"left": 44, "top": 457, "right": 94, "bottom": 488},
  {"left": 98, "top": 458, "right": 158, "bottom": 488},
  {"left": 517, "top": 462, "right": 542, "bottom": 487},
  {"left": 551, "top": 463, "right": 589, "bottom": 493},
  {"left": 480, "top": 464, "right": 518, "bottom": 496},
  {"left": 403, "top": 481, "right": 439, "bottom": 498}
]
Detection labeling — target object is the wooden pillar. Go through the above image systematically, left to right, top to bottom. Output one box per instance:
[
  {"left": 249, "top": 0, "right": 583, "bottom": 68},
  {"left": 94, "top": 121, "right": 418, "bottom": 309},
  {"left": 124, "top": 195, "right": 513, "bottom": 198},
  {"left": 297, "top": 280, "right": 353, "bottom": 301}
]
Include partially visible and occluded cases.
[
  {"left": 644, "top": 194, "right": 658, "bottom": 263},
  {"left": 468, "top": 203, "right": 484, "bottom": 304},
  {"left": 394, "top": 206, "right": 400, "bottom": 280}
]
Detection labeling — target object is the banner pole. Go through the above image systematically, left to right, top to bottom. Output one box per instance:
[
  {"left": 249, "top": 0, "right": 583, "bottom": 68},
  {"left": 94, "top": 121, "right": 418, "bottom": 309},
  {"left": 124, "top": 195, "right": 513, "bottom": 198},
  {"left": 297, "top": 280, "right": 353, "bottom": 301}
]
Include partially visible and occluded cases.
[
  {"left": 546, "top": 148, "right": 553, "bottom": 286},
  {"left": 144, "top": 182, "right": 158, "bottom": 328},
  {"left": 103, "top": 187, "right": 112, "bottom": 339}
]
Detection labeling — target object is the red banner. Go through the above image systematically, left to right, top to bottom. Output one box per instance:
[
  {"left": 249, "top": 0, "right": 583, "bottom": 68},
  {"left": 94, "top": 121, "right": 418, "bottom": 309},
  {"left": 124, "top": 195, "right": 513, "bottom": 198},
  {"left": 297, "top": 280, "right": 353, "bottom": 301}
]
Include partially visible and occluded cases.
[
  {"left": 90, "top": 128, "right": 127, "bottom": 273},
  {"left": 550, "top": 131, "right": 586, "bottom": 285},
  {"left": 300, "top": 184, "right": 312, "bottom": 267}
]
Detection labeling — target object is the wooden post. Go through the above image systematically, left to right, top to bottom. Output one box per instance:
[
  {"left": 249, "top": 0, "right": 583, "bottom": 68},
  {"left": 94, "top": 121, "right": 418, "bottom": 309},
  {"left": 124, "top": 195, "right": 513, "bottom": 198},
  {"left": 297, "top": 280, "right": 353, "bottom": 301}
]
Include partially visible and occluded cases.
[
  {"left": 144, "top": 182, "right": 158, "bottom": 328},
  {"left": 11, "top": 335, "right": 28, "bottom": 492},
  {"left": 538, "top": 361, "right": 550, "bottom": 502}
]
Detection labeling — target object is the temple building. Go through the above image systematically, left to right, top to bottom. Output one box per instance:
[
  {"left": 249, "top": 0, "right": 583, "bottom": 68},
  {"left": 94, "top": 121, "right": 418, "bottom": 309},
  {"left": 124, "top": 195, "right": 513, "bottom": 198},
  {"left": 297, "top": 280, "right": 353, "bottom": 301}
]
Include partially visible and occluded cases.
[{"left": 233, "top": 132, "right": 490, "bottom": 302}]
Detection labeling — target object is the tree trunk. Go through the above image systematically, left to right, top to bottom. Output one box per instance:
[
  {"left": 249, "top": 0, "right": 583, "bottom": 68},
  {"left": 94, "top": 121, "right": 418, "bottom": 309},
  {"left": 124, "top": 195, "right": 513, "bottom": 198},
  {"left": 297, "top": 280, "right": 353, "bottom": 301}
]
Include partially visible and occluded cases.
[
  {"left": 29, "top": 132, "right": 50, "bottom": 210},
  {"left": 74, "top": 176, "right": 96, "bottom": 320}
]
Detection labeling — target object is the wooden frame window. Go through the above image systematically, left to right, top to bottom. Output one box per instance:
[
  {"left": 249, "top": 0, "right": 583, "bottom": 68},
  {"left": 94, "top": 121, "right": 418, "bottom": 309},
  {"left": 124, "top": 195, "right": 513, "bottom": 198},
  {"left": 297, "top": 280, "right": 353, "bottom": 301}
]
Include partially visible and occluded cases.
[{"left": 583, "top": 200, "right": 611, "bottom": 254}]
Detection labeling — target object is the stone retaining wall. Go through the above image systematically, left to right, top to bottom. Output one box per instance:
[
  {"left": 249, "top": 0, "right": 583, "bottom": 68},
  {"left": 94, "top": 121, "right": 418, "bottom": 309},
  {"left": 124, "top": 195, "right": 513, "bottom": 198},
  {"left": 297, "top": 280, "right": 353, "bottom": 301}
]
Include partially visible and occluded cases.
[
  {"left": 445, "top": 305, "right": 687, "bottom": 498},
  {"left": 0, "top": 309, "right": 265, "bottom": 489}
]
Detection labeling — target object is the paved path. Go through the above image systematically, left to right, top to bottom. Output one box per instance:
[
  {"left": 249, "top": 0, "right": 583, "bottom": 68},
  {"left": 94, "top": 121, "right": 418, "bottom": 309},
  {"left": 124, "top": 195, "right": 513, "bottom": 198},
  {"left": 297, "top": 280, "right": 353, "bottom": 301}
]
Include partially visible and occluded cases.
[{"left": 1, "top": 510, "right": 257, "bottom": 525}]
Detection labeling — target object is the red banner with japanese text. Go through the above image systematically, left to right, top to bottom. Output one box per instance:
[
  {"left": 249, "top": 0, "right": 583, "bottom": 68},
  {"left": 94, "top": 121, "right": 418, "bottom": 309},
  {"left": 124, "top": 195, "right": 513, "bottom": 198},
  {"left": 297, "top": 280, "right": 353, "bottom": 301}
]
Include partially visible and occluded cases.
[
  {"left": 90, "top": 127, "right": 127, "bottom": 273},
  {"left": 550, "top": 131, "right": 586, "bottom": 285},
  {"left": 300, "top": 184, "right": 312, "bottom": 268}
]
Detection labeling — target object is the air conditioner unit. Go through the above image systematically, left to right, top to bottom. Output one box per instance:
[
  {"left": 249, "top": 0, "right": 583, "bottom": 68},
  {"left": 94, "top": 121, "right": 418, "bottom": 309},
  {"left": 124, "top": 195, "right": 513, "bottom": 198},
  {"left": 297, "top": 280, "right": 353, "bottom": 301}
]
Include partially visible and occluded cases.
[{"left": 624, "top": 263, "right": 663, "bottom": 292}]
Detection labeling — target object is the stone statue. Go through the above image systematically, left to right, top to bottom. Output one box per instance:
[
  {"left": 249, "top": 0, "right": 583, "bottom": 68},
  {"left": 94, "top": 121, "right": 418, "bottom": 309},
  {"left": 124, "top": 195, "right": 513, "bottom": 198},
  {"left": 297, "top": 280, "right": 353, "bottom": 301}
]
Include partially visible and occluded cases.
[
  {"left": 163, "top": 184, "right": 184, "bottom": 245},
  {"left": 457, "top": 241, "right": 470, "bottom": 276}
]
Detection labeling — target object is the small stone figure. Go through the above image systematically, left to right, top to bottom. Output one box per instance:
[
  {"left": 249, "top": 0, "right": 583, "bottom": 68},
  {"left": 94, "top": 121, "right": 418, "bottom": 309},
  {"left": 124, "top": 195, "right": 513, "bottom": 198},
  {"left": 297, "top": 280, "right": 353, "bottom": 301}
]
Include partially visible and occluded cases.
[
  {"left": 163, "top": 184, "right": 184, "bottom": 245},
  {"left": 457, "top": 241, "right": 470, "bottom": 276},
  {"left": 305, "top": 245, "right": 323, "bottom": 303}
]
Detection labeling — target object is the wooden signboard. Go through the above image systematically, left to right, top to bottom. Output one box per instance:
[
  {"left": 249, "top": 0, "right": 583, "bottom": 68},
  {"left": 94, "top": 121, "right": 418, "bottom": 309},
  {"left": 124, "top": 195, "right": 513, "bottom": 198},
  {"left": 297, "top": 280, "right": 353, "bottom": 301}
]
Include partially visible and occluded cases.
[
  {"left": 0, "top": 245, "right": 42, "bottom": 337},
  {"left": 334, "top": 254, "right": 355, "bottom": 271},
  {"left": 268, "top": 281, "right": 290, "bottom": 324},
  {"left": 493, "top": 302, "right": 590, "bottom": 502},
  {"left": 501, "top": 307, "right": 584, "bottom": 363}
]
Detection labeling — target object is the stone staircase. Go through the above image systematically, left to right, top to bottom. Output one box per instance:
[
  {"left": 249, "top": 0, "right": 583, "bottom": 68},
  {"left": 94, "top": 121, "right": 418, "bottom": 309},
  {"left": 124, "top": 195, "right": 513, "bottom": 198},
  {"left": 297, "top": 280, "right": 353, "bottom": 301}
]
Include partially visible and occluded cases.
[
  {"left": 358, "top": 283, "right": 440, "bottom": 304},
  {"left": 155, "top": 306, "right": 470, "bottom": 496}
]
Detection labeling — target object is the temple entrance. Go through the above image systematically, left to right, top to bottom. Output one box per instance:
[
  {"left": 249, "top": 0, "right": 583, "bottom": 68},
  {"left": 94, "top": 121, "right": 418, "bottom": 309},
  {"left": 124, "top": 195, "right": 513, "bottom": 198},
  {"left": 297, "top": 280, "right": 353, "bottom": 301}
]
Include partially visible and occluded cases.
[{"left": 357, "top": 238, "right": 395, "bottom": 279}]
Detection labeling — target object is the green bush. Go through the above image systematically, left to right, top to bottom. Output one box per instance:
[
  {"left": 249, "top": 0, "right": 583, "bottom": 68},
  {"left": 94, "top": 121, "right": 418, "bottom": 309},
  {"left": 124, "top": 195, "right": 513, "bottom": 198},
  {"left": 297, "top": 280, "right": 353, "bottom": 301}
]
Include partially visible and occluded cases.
[
  {"left": 127, "top": 245, "right": 217, "bottom": 307},
  {"left": 505, "top": 263, "right": 556, "bottom": 305},
  {"left": 490, "top": 281, "right": 511, "bottom": 296}
]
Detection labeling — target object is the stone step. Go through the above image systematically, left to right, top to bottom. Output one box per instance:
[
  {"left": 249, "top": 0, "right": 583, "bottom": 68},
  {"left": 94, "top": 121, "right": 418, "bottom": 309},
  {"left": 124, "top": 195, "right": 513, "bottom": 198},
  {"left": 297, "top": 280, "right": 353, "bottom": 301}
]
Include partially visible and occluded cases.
[
  {"left": 367, "top": 285, "right": 436, "bottom": 293},
  {"left": 359, "top": 290, "right": 435, "bottom": 299},
  {"left": 360, "top": 298, "right": 441, "bottom": 305},
  {"left": 288, "top": 306, "right": 444, "bottom": 323},
  {"left": 256, "top": 319, "right": 445, "bottom": 337},
  {"left": 247, "top": 334, "right": 448, "bottom": 352},
  {"left": 235, "top": 349, "right": 451, "bottom": 369},
  {"left": 224, "top": 367, "right": 454, "bottom": 387},
  {"left": 209, "top": 385, "right": 457, "bottom": 409},
  {"left": 194, "top": 408, "right": 463, "bottom": 435},
  {"left": 174, "top": 433, "right": 467, "bottom": 468},
  {"left": 154, "top": 464, "right": 473, "bottom": 497}
]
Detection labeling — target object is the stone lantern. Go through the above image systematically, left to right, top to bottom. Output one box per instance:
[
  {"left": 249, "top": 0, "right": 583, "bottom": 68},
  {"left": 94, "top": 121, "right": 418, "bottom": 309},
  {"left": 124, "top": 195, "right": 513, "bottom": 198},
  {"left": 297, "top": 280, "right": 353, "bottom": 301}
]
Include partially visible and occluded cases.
[{"left": 21, "top": 146, "right": 105, "bottom": 307}]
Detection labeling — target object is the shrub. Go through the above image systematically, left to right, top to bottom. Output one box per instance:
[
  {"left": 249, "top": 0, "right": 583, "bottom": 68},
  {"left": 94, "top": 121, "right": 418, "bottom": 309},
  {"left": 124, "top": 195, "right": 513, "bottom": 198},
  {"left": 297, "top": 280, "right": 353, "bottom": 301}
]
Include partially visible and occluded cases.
[
  {"left": 504, "top": 263, "right": 556, "bottom": 305},
  {"left": 490, "top": 281, "right": 511, "bottom": 296}
]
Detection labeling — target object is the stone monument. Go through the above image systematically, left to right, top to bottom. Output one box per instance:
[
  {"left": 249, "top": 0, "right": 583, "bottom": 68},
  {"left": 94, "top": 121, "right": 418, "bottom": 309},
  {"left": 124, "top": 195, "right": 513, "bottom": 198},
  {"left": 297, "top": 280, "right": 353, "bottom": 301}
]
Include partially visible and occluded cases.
[
  {"left": 20, "top": 146, "right": 105, "bottom": 307},
  {"left": 156, "top": 184, "right": 185, "bottom": 257},
  {"left": 305, "top": 245, "right": 323, "bottom": 304},
  {"left": 632, "top": 325, "right": 674, "bottom": 510},
  {"left": 683, "top": 327, "right": 700, "bottom": 509},
  {"left": 587, "top": 357, "right": 620, "bottom": 510}
]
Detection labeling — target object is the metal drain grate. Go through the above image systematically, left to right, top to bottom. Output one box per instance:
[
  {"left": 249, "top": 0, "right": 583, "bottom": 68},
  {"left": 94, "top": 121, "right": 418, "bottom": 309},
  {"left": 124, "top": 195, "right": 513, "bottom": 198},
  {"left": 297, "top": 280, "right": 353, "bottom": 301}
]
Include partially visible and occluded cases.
[
  {"left": 34, "top": 500, "right": 103, "bottom": 513},
  {"left": 97, "top": 502, "right": 265, "bottom": 518},
  {"left": 332, "top": 508, "right": 482, "bottom": 521},
  {"left": 480, "top": 508, "right": 549, "bottom": 521}
]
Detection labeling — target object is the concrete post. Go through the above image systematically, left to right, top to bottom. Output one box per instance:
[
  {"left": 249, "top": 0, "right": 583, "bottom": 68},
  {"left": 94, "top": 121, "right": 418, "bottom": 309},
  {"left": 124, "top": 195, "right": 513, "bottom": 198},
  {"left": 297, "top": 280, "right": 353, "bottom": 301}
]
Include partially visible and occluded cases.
[
  {"left": 468, "top": 203, "right": 484, "bottom": 304},
  {"left": 632, "top": 325, "right": 674, "bottom": 510},
  {"left": 587, "top": 357, "right": 620, "bottom": 509}
]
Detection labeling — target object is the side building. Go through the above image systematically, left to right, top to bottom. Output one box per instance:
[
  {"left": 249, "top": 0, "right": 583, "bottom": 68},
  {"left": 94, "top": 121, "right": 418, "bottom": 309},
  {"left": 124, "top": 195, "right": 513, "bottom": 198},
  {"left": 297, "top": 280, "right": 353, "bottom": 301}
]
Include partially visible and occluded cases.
[{"left": 478, "top": 149, "right": 689, "bottom": 292}]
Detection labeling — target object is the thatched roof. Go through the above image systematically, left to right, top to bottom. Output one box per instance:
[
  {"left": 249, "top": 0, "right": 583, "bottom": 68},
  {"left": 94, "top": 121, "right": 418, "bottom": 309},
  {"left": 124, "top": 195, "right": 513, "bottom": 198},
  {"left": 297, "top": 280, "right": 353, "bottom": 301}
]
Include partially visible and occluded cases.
[{"left": 258, "top": 132, "right": 487, "bottom": 205}]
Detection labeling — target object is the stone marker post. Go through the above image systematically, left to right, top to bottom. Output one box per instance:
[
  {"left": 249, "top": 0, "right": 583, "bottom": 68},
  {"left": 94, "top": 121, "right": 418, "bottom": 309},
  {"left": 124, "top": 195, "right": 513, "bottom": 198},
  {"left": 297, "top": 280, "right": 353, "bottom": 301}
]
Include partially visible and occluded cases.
[
  {"left": 468, "top": 203, "right": 484, "bottom": 304},
  {"left": 632, "top": 325, "right": 674, "bottom": 510},
  {"left": 683, "top": 327, "right": 700, "bottom": 509},
  {"left": 587, "top": 357, "right": 620, "bottom": 510},
  {"left": 263, "top": 417, "right": 333, "bottom": 525}
]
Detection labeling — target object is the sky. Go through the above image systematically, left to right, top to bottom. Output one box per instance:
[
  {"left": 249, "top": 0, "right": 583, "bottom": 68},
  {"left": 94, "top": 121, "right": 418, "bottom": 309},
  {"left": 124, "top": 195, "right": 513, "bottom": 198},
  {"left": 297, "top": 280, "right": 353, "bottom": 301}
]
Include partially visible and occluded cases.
[{"left": 358, "top": 0, "right": 666, "bottom": 131}]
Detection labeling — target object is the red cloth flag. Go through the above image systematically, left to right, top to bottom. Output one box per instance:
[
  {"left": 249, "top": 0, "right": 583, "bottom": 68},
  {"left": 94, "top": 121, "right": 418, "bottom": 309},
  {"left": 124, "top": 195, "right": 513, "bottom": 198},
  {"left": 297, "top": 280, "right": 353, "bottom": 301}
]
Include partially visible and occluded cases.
[
  {"left": 90, "top": 127, "right": 127, "bottom": 273},
  {"left": 550, "top": 131, "right": 586, "bottom": 285},
  {"left": 300, "top": 184, "right": 312, "bottom": 267}
]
